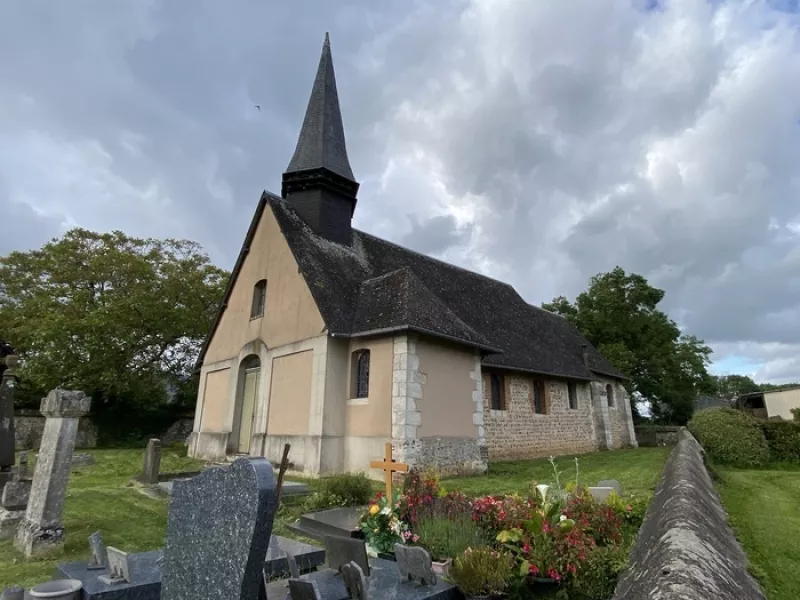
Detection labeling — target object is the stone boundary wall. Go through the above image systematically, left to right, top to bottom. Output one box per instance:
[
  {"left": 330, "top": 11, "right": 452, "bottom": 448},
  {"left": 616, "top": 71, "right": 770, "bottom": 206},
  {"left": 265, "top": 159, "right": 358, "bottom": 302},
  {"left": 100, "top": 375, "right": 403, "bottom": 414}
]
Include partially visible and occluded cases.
[
  {"left": 14, "top": 409, "right": 98, "bottom": 450},
  {"left": 634, "top": 425, "right": 680, "bottom": 447},
  {"left": 612, "top": 428, "right": 765, "bottom": 600}
]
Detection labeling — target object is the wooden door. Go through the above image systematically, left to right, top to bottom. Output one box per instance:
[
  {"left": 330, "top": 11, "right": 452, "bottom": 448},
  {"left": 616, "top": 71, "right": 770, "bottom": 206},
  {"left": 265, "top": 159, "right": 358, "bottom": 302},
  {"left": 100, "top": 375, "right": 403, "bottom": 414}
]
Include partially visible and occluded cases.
[{"left": 237, "top": 367, "right": 259, "bottom": 454}]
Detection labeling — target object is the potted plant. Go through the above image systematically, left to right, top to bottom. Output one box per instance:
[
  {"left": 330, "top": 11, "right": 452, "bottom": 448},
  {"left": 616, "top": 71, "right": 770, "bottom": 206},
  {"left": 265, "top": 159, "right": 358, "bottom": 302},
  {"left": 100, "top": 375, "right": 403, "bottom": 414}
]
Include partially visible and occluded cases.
[
  {"left": 360, "top": 492, "right": 409, "bottom": 558},
  {"left": 447, "top": 546, "right": 515, "bottom": 600}
]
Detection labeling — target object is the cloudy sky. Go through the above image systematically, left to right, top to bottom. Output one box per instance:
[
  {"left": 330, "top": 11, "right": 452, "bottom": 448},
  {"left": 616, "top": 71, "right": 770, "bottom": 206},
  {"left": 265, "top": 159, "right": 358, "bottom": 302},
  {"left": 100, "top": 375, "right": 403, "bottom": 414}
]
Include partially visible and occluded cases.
[{"left": 1, "top": 0, "right": 800, "bottom": 383}]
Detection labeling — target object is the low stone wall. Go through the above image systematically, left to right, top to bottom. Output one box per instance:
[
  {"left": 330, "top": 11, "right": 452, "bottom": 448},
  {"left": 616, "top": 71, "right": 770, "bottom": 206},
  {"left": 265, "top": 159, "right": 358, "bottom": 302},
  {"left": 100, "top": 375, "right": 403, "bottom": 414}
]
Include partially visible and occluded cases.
[
  {"left": 14, "top": 409, "right": 98, "bottom": 450},
  {"left": 633, "top": 425, "right": 680, "bottom": 447},
  {"left": 612, "top": 429, "right": 765, "bottom": 600},
  {"left": 413, "top": 437, "right": 487, "bottom": 476}
]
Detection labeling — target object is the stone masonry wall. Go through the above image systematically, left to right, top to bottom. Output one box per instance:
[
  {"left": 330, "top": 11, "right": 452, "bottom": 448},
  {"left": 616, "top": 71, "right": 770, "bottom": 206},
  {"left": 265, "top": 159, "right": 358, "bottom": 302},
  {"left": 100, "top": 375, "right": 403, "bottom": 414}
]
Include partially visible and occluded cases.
[
  {"left": 483, "top": 374, "right": 599, "bottom": 460},
  {"left": 598, "top": 378, "right": 637, "bottom": 449},
  {"left": 14, "top": 410, "right": 98, "bottom": 450},
  {"left": 612, "top": 429, "right": 765, "bottom": 600}
]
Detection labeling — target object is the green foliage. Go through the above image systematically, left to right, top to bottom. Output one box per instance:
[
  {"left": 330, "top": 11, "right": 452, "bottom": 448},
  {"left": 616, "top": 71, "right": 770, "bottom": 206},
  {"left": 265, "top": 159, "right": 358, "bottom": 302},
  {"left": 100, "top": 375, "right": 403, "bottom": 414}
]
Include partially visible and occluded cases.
[
  {"left": 0, "top": 228, "right": 228, "bottom": 409},
  {"left": 542, "top": 267, "right": 715, "bottom": 425},
  {"left": 710, "top": 374, "right": 760, "bottom": 401},
  {"left": 688, "top": 408, "right": 770, "bottom": 467},
  {"left": 792, "top": 408, "right": 800, "bottom": 424},
  {"left": 760, "top": 421, "right": 800, "bottom": 462},
  {"left": 315, "top": 472, "right": 373, "bottom": 506},
  {"left": 302, "top": 491, "right": 349, "bottom": 512},
  {"left": 414, "top": 514, "right": 487, "bottom": 561},
  {"left": 569, "top": 545, "right": 628, "bottom": 600},
  {"left": 447, "top": 547, "right": 516, "bottom": 597}
]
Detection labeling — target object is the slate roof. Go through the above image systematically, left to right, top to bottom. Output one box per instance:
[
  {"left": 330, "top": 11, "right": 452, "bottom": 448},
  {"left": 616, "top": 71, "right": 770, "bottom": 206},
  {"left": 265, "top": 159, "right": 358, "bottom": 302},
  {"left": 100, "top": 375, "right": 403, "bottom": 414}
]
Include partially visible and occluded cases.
[{"left": 196, "top": 192, "right": 625, "bottom": 382}]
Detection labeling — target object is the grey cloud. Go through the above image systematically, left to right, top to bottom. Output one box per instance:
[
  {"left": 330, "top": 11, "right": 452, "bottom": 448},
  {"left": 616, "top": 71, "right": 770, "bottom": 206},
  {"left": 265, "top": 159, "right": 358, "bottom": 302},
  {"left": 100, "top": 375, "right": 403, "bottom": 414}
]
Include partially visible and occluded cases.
[{"left": 401, "top": 215, "right": 468, "bottom": 257}]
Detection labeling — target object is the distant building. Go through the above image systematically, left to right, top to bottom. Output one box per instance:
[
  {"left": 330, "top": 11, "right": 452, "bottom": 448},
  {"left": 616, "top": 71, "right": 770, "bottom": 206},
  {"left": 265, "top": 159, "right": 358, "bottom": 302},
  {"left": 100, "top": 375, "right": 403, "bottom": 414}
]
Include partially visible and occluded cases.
[{"left": 737, "top": 387, "right": 800, "bottom": 420}]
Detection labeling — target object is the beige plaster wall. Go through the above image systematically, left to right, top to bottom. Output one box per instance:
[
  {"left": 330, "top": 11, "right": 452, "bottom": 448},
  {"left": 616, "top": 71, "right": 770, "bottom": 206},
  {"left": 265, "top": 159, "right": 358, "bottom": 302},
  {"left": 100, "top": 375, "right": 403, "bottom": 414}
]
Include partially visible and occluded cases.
[
  {"left": 203, "top": 207, "right": 326, "bottom": 364},
  {"left": 345, "top": 337, "right": 393, "bottom": 437},
  {"left": 417, "top": 339, "right": 476, "bottom": 438},
  {"left": 267, "top": 350, "right": 313, "bottom": 436},
  {"left": 200, "top": 368, "right": 231, "bottom": 431},
  {"left": 482, "top": 373, "right": 598, "bottom": 460},
  {"left": 765, "top": 388, "right": 800, "bottom": 420}
]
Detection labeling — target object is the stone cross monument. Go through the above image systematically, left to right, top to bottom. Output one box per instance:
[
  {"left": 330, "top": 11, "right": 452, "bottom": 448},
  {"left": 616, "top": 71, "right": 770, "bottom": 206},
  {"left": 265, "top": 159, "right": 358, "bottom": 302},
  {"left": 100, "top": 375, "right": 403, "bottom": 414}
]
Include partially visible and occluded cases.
[
  {"left": 0, "top": 354, "right": 19, "bottom": 489},
  {"left": 14, "top": 389, "right": 91, "bottom": 557}
]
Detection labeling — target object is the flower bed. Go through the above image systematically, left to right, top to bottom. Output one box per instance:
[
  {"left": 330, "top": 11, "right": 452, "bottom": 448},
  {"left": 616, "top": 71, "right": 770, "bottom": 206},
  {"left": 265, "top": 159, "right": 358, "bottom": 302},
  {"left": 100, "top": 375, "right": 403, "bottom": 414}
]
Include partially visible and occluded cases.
[{"left": 359, "top": 461, "right": 649, "bottom": 600}]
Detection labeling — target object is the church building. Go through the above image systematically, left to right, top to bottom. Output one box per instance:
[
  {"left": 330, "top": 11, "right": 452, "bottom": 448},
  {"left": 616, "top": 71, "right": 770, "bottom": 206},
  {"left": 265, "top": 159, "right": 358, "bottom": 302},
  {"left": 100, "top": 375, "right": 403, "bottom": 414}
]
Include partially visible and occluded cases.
[{"left": 188, "top": 34, "right": 637, "bottom": 477}]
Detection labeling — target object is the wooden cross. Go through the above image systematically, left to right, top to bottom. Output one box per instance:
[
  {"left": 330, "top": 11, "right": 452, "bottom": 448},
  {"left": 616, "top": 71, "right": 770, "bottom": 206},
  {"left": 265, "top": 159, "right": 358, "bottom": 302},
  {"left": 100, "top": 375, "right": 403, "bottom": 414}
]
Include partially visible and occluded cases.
[{"left": 369, "top": 442, "right": 408, "bottom": 500}]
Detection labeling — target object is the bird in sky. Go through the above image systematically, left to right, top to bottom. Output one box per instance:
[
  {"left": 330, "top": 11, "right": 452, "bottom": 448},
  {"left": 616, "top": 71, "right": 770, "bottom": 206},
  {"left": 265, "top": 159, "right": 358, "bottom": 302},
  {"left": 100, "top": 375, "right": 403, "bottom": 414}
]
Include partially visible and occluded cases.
[{"left": 255, "top": 104, "right": 261, "bottom": 111}]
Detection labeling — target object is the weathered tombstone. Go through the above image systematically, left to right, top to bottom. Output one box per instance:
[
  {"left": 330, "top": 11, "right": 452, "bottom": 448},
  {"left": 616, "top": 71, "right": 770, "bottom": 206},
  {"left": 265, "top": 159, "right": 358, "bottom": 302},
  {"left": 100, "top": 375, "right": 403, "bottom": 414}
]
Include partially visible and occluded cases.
[
  {"left": 0, "top": 355, "right": 19, "bottom": 488},
  {"left": 14, "top": 389, "right": 92, "bottom": 556},
  {"left": 141, "top": 438, "right": 161, "bottom": 484},
  {"left": 16, "top": 452, "right": 28, "bottom": 480},
  {"left": 72, "top": 453, "right": 96, "bottom": 468},
  {"left": 160, "top": 457, "right": 278, "bottom": 600},
  {"left": 0, "top": 463, "right": 31, "bottom": 539},
  {"left": 597, "top": 479, "right": 622, "bottom": 495},
  {"left": 588, "top": 487, "right": 615, "bottom": 503},
  {"left": 87, "top": 530, "right": 108, "bottom": 570},
  {"left": 324, "top": 535, "right": 370, "bottom": 576},
  {"left": 394, "top": 544, "right": 437, "bottom": 586},
  {"left": 98, "top": 546, "right": 131, "bottom": 585},
  {"left": 341, "top": 561, "right": 369, "bottom": 600},
  {"left": 288, "top": 579, "right": 323, "bottom": 600}
]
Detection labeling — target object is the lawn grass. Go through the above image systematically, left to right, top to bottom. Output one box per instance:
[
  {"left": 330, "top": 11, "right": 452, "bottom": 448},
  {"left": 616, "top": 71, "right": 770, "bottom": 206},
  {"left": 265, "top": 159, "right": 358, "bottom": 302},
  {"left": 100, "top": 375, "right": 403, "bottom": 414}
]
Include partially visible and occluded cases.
[
  {"left": 441, "top": 446, "right": 671, "bottom": 498},
  {"left": 0, "top": 447, "right": 206, "bottom": 588},
  {"left": 716, "top": 466, "right": 800, "bottom": 600}
]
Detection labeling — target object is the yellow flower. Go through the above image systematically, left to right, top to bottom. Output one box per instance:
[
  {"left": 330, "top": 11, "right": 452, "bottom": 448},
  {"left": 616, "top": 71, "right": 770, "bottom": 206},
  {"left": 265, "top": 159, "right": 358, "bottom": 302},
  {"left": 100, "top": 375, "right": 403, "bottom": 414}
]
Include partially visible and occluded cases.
[{"left": 369, "top": 504, "right": 380, "bottom": 516}]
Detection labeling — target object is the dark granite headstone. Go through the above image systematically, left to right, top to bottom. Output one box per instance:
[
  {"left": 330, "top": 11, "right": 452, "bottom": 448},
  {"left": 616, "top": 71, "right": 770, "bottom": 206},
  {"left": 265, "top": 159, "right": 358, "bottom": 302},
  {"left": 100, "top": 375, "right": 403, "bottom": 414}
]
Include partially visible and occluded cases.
[
  {"left": 0, "top": 355, "right": 19, "bottom": 483},
  {"left": 160, "top": 457, "right": 278, "bottom": 600},
  {"left": 88, "top": 531, "right": 108, "bottom": 570},
  {"left": 324, "top": 535, "right": 370, "bottom": 576},
  {"left": 394, "top": 544, "right": 436, "bottom": 586},
  {"left": 268, "top": 558, "right": 460, "bottom": 600},
  {"left": 341, "top": 561, "right": 368, "bottom": 600},
  {"left": 288, "top": 579, "right": 322, "bottom": 600},
  {"left": 0, "top": 586, "right": 24, "bottom": 600}
]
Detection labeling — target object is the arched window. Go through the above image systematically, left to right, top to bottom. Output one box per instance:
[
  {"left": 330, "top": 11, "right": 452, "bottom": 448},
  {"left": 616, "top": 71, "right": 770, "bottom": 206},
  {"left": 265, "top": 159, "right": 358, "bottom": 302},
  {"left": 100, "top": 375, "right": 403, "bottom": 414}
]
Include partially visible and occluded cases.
[
  {"left": 251, "top": 279, "right": 267, "bottom": 319},
  {"left": 351, "top": 350, "right": 370, "bottom": 399},
  {"left": 606, "top": 383, "right": 615, "bottom": 407}
]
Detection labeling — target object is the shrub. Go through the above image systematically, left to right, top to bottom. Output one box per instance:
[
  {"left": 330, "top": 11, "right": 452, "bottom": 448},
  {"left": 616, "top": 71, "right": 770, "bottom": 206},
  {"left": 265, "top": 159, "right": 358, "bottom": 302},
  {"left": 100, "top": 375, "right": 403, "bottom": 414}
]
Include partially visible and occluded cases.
[
  {"left": 792, "top": 407, "right": 800, "bottom": 423},
  {"left": 688, "top": 408, "right": 770, "bottom": 467},
  {"left": 761, "top": 421, "right": 800, "bottom": 462},
  {"left": 315, "top": 472, "right": 373, "bottom": 506},
  {"left": 413, "top": 514, "right": 487, "bottom": 561},
  {"left": 569, "top": 545, "right": 627, "bottom": 600},
  {"left": 447, "top": 547, "right": 515, "bottom": 597}
]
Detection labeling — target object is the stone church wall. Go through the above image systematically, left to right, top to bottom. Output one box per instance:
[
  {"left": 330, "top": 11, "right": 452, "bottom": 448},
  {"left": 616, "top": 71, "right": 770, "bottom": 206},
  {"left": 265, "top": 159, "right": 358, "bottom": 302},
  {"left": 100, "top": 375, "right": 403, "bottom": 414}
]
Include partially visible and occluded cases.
[{"left": 482, "top": 375, "right": 599, "bottom": 460}]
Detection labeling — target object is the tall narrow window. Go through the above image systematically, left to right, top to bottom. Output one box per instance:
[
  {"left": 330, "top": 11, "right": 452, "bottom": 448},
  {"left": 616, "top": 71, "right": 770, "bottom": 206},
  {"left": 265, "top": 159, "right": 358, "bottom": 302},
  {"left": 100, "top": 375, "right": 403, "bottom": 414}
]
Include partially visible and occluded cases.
[
  {"left": 251, "top": 279, "right": 267, "bottom": 319},
  {"left": 351, "top": 350, "right": 370, "bottom": 399},
  {"left": 490, "top": 373, "right": 505, "bottom": 410},
  {"left": 533, "top": 379, "right": 547, "bottom": 414},
  {"left": 568, "top": 382, "right": 578, "bottom": 410},
  {"left": 606, "top": 384, "right": 615, "bottom": 407}
]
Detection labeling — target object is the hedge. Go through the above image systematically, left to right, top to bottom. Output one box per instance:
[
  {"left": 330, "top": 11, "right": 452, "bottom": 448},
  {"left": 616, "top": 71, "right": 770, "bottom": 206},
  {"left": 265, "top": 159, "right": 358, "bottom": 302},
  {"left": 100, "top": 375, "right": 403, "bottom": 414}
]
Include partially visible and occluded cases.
[
  {"left": 687, "top": 408, "right": 770, "bottom": 467},
  {"left": 761, "top": 421, "right": 800, "bottom": 462}
]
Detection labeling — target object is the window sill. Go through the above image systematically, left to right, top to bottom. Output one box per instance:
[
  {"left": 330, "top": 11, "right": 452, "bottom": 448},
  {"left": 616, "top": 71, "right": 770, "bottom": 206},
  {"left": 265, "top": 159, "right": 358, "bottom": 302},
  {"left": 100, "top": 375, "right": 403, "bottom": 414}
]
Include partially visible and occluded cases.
[
  {"left": 348, "top": 397, "right": 369, "bottom": 406},
  {"left": 489, "top": 409, "right": 507, "bottom": 418}
]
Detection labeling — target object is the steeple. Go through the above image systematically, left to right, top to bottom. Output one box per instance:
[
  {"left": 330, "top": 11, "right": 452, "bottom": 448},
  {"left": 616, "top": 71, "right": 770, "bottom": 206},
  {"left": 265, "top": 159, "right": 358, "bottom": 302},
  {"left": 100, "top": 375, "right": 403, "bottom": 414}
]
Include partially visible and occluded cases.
[{"left": 282, "top": 33, "right": 360, "bottom": 245}]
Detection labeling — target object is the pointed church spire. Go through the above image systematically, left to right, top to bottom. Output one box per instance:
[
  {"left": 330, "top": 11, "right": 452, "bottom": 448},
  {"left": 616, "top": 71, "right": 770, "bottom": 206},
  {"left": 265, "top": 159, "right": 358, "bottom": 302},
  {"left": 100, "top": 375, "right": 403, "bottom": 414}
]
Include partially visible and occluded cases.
[
  {"left": 285, "top": 32, "right": 355, "bottom": 181},
  {"left": 282, "top": 33, "right": 360, "bottom": 246}
]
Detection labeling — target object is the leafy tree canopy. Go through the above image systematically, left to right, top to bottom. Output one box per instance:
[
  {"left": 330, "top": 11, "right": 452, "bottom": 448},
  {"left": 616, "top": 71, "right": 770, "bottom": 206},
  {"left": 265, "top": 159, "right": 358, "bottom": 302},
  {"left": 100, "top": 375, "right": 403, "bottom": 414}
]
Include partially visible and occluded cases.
[
  {"left": 0, "top": 228, "right": 228, "bottom": 409},
  {"left": 542, "top": 266, "right": 715, "bottom": 424},
  {"left": 709, "top": 374, "right": 760, "bottom": 400}
]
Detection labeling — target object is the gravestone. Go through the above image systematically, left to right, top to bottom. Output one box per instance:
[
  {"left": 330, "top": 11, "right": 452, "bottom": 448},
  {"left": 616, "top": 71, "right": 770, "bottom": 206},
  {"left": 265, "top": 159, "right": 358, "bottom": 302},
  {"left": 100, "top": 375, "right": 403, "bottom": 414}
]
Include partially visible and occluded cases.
[
  {"left": 0, "top": 355, "right": 19, "bottom": 489},
  {"left": 14, "top": 389, "right": 91, "bottom": 556},
  {"left": 141, "top": 439, "right": 161, "bottom": 484},
  {"left": 16, "top": 452, "right": 28, "bottom": 480},
  {"left": 72, "top": 453, "right": 96, "bottom": 468},
  {"left": 160, "top": 456, "right": 278, "bottom": 600},
  {"left": 0, "top": 463, "right": 31, "bottom": 539},
  {"left": 597, "top": 479, "right": 622, "bottom": 495},
  {"left": 588, "top": 487, "right": 615, "bottom": 503},
  {"left": 87, "top": 530, "right": 108, "bottom": 570},
  {"left": 324, "top": 535, "right": 370, "bottom": 576},
  {"left": 394, "top": 544, "right": 437, "bottom": 586},
  {"left": 98, "top": 546, "right": 131, "bottom": 585},
  {"left": 286, "top": 552, "right": 301, "bottom": 578},
  {"left": 341, "top": 561, "right": 368, "bottom": 600},
  {"left": 288, "top": 579, "right": 323, "bottom": 600},
  {"left": 1, "top": 586, "right": 24, "bottom": 600}
]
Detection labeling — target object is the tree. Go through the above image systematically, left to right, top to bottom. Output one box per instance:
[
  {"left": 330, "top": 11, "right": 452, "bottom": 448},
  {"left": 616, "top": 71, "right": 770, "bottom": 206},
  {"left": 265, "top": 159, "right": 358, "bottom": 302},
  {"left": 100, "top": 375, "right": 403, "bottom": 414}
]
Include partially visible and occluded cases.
[
  {"left": 0, "top": 228, "right": 228, "bottom": 409},
  {"left": 542, "top": 267, "right": 715, "bottom": 424},
  {"left": 711, "top": 374, "right": 760, "bottom": 401}
]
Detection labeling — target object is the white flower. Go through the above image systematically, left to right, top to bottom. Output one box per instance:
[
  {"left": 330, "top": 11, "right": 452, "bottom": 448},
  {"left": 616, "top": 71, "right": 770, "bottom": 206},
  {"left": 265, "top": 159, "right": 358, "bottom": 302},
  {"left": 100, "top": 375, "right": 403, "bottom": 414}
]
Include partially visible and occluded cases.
[
  {"left": 536, "top": 484, "right": 550, "bottom": 502},
  {"left": 380, "top": 506, "right": 392, "bottom": 516},
  {"left": 560, "top": 515, "right": 567, "bottom": 522}
]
